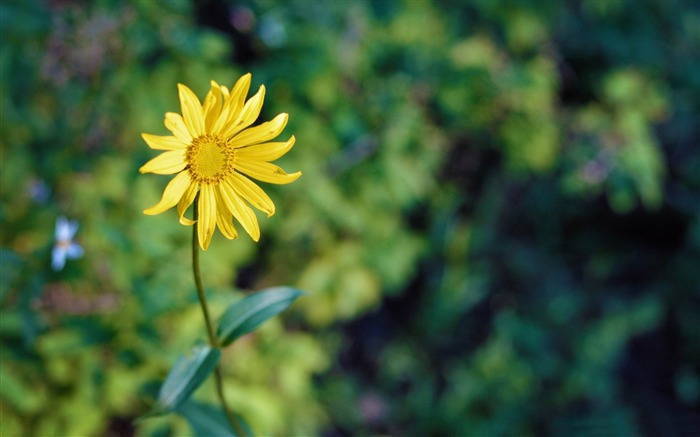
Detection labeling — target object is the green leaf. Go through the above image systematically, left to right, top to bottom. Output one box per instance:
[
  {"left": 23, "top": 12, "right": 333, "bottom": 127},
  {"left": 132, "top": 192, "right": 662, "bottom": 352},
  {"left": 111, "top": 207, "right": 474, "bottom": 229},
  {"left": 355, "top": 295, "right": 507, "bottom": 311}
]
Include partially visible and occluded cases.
[
  {"left": 0, "top": 249, "right": 22, "bottom": 302},
  {"left": 216, "top": 287, "right": 303, "bottom": 347},
  {"left": 143, "top": 344, "right": 221, "bottom": 418},
  {"left": 176, "top": 400, "right": 254, "bottom": 437}
]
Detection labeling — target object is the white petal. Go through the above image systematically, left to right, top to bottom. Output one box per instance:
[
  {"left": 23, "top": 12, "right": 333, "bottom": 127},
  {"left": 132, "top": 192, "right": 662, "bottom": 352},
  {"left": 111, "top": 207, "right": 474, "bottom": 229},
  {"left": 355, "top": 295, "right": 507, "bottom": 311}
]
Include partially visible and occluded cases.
[
  {"left": 55, "top": 217, "right": 78, "bottom": 241},
  {"left": 66, "top": 243, "right": 83, "bottom": 259},
  {"left": 51, "top": 246, "right": 67, "bottom": 271}
]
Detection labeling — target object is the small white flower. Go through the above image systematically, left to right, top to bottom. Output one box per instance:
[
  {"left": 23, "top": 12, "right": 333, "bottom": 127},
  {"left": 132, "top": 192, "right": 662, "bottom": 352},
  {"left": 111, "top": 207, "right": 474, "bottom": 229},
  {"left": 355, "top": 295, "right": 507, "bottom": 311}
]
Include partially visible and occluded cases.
[{"left": 52, "top": 216, "right": 83, "bottom": 271}]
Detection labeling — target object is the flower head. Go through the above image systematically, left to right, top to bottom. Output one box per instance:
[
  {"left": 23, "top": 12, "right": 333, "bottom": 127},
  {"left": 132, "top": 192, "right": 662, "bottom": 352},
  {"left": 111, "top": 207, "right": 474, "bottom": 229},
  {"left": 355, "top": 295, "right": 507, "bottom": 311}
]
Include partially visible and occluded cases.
[
  {"left": 140, "top": 74, "right": 301, "bottom": 250},
  {"left": 52, "top": 216, "right": 83, "bottom": 271}
]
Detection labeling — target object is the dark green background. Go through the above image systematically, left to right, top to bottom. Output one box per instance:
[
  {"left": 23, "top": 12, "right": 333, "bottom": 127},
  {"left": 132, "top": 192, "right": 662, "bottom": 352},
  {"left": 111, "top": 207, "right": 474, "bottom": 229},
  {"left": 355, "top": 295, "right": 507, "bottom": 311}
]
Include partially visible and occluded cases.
[{"left": 1, "top": 0, "right": 698, "bottom": 435}]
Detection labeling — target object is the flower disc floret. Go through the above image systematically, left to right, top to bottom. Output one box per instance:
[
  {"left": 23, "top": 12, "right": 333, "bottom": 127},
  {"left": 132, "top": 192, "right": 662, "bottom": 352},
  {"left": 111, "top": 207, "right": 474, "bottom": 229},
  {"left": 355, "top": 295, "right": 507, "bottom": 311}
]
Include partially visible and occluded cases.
[{"left": 187, "top": 135, "right": 236, "bottom": 184}]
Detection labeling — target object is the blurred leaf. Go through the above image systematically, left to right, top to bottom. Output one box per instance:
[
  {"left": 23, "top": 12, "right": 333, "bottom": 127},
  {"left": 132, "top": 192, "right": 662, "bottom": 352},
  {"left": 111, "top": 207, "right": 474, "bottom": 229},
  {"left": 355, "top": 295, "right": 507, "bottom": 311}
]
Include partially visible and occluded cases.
[
  {"left": 0, "top": 1, "right": 49, "bottom": 38},
  {"left": 0, "top": 248, "right": 22, "bottom": 301},
  {"left": 19, "top": 275, "right": 42, "bottom": 347},
  {"left": 216, "top": 287, "right": 303, "bottom": 347},
  {"left": 144, "top": 344, "right": 221, "bottom": 418},
  {"left": 0, "top": 364, "right": 46, "bottom": 413},
  {"left": 176, "top": 400, "right": 254, "bottom": 437},
  {"left": 551, "top": 408, "right": 642, "bottom": 437}
]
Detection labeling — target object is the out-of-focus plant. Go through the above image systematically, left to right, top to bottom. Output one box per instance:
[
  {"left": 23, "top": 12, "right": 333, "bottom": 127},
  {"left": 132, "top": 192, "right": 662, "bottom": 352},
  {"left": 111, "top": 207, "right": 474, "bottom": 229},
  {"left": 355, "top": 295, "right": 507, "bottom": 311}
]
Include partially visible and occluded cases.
[{"left": 1, "top": 0, "right": 698, "bottom": 436}]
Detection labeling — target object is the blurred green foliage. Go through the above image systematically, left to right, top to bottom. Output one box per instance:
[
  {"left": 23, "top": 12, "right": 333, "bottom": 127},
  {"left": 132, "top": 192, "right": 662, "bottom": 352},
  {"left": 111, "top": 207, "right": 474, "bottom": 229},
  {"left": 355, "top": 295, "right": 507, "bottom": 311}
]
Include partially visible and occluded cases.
[{"left": 1, "top": 0, "right": 698, "bottom": 436}]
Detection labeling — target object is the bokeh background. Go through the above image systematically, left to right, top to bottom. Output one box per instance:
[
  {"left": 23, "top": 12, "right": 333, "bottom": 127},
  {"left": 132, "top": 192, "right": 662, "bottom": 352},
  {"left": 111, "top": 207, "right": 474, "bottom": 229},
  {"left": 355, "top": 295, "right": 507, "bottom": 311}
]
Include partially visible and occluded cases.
[{"left": 1, "top": 0, "right": 699, "bottom": 436}]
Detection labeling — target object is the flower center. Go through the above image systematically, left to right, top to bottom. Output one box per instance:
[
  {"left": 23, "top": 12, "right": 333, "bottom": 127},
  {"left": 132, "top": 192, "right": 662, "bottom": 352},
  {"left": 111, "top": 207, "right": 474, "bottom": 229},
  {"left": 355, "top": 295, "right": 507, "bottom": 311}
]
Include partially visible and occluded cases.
[{"left": 186, "top": 135, "right": 235, "bottom": 184}]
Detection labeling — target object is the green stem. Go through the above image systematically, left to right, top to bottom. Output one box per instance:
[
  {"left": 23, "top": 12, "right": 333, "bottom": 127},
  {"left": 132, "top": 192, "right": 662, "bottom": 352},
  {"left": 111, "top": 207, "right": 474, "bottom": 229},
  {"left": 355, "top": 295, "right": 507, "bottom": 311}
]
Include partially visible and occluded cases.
[{"left": 192, "top": 195, "right": 248, "bottom": 437}]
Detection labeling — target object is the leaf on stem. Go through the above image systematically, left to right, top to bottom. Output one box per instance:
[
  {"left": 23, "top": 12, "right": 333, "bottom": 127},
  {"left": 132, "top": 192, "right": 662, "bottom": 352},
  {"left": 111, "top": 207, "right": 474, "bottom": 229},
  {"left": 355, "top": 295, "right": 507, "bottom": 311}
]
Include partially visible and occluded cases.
[
  {"left": 216, "top": 286, "right": 303, "bottom": 347},
  {"left": 142, "top": 344, "right": 221, "bottom": 419},
  {"left": 176, "top": 400, "right": 254, "bottom": 437}
]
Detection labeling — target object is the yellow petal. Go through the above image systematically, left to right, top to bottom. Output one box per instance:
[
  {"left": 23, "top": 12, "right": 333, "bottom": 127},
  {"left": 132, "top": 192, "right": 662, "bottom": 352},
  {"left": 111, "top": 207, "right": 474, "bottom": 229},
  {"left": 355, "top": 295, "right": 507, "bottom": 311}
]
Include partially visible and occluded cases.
[
  {"left": 229, "top": 73, "right": 252, "bottom": 110},
  {"left": 229, "top": 73, "right": 252, "bottom": 118},
  {"left": 212, "top": 74, "right": 250, "bottom": 135},
  {"left": 202, "top": 81, "right": 223, "bottom": 132},
  {"left": 178, "top": 83, "right": 205, "bottom": 138},
  {"left": 220, "top": 85, "right": 265, "bottom": 139},
  {"left": 212, "top": 95, "right": 236, "bottom": 135},
  {"left": 165, "top": 112, "right": 192, "bottom": 144},
  {"left": 230, "top": 113, "right": 288, "bottom": 148},
  {"left": 141, "top": 133, "right": 187, "bottom": 150},
  {"left": 235, "top": 135, "right": 295, "bottom": 162},
  {"left": 139, "top": 150, "right": 187, "bottom": 174},
  {"left": 234, "top": 160, "right": 302, "bottom": 185},
  {"left": 144, "top": 171, "right": 192, "bottom": 215},
  {"left": 229, "top": 173, "right": 275, "bottom": 217},
  {"left": 177, "top": 180, "right": 199, "bottom": 226},
  {"left": 219, "top": 180, "right": 260, "bottom": 242},
  {"left": 198, "top": 184, "right": 217, "bottom": 250},
  {"left": 214, "top": 188, "right": 238, "bottom": 239}
]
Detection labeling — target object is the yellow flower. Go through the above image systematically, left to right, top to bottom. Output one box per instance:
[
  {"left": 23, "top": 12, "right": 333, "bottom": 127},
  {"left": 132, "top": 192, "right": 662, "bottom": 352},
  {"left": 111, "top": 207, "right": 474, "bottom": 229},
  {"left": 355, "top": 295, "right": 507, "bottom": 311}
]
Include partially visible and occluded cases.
[{"left": 140, "top": 74, "right": 301, "bottom": 250}]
